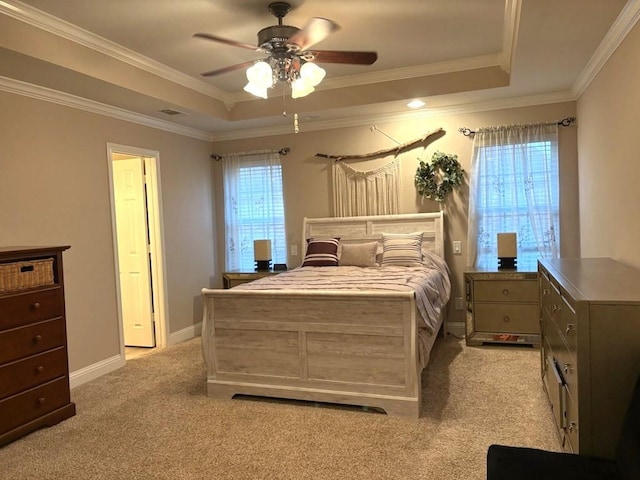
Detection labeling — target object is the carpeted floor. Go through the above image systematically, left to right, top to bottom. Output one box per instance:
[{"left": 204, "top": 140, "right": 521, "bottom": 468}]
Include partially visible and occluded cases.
[{"left": 0, "top": 335, "right": 561, "bottom": 479}]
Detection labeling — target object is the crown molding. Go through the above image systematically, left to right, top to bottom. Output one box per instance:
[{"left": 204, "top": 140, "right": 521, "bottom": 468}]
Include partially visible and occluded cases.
[
  {"left": 0, "top": 0, "right": 230, "bottom": 102},
  {"left": 501, "top": 0, "right": 522, "bottom": 73},
  {"left": 572, "top": 0, "right": 640, "bottom": 97},
  {"left": 0, "top": 76, "right": 214, "bottom": 142},
  {"left": 212, "top": 91, "right": 577, "bottom": 142}
]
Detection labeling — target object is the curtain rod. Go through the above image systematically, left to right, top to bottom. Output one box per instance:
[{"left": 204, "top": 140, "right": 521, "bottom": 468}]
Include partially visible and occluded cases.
[
  {"left": 458, "top": 116, "right": 576, "bottom": 137},
  {"left": 210, "top": 147, "right": 290, "bottom": 161}
]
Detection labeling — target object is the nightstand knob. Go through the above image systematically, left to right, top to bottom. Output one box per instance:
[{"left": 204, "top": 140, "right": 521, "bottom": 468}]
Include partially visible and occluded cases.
[
  {"left": 502, "top": 289, "right": 509, "bottom": 296},
  {"left": 31, "top": 302, "right": 41, "bottom": 310},
  {"left": 503, "top": 315, "right": 511, "bottom": 323},
  {"left": 33, "top": 334, "right": 42, "bottom": 343},
  {"left": 36, "top": 365, "right": 44, "bottom": 373},
  {"left": 37, "top": 397, "right": 46, "bottom": 406}
]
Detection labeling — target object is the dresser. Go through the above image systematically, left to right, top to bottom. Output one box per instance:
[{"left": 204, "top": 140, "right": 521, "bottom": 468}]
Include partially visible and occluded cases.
[
  {"left": 0, "top": 246, "right": 75, "bottom": 447},
  {"left": 539, "top": 258, "right": 640, "bottom": 458},
  {"left": 464, "top": 266, "right": 539, "bottom": 347}
]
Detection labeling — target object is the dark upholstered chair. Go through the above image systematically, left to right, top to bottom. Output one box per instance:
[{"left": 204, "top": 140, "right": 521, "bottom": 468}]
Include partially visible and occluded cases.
[{"left": 486, "top": 375, "right": 640, "bottom": 480}]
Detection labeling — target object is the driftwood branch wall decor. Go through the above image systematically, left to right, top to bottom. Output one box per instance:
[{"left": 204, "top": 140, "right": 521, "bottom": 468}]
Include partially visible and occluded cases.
[{"left": 315, "top": 128, "right": 445, "bottom": 161}]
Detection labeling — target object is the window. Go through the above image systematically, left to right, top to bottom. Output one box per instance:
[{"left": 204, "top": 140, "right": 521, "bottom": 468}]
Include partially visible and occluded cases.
[
  {"left": 467, "top": 123, "right": 560, "bottom": 269},
  {"left": 222, "top": 151, "right": 287, "bottom": 271}
]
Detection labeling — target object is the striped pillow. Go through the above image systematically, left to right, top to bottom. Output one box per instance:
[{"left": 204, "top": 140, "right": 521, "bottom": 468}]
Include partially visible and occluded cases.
[
  {"left": 381, "top": 232, "right": 423, "bottom": 266},
  {"left": 302, "top": 238, "right": 340, "bottom": 266}
]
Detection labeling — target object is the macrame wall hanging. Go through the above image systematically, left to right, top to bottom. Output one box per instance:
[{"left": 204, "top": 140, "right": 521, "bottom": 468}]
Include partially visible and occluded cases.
[{"left": 318, "top": 127, "right": 446, "bottom": 217}]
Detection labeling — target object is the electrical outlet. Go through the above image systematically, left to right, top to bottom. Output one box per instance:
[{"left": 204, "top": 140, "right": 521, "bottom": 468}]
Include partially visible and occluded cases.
[
  {"left": 453, "top": 241, "right": 462, "bottom": 255},
  {"left": 290, "top": 244, "right": 298, "bottom": 256},
  {"left": 454, "top": 297, "right": 464, "bottom": 310}
]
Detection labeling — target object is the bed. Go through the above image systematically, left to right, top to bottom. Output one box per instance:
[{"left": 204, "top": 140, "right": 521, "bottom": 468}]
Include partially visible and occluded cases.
[{"left": 201, "top": 212, "right": 451, "bottom": 417}]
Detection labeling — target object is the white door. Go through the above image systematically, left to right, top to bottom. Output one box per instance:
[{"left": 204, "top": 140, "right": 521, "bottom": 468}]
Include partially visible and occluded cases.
[{"left": 113, "top": 157, "right": 155, "bottom": 347}]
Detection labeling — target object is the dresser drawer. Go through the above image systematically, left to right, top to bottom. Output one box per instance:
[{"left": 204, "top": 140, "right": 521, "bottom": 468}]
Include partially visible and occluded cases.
[
  {"left": 474, "top": 279, "right": 538, "bottom": 303},
  {"left": 0, "top": 288, "right": 63, "bottom": 331},
  {"left": 557, "top": 295, "right": 577, "bottom": 356},
  {"left": 474, "top": 303, "right": 539, "bottom": 333},
  {"left": 0, "top": 318, "right": 66, "bottom": 364},
  {"left": 546, "top": 320, "right": 578, "bottom": 401},
  {"left": 0, "top": 347, "right": 68, "bottom": 398},
  {"left": 0, "top": 377, "right": 70, "bottom": 434},
  {"left": 564, "top": 389, "right": 579, "bottom": 453}
]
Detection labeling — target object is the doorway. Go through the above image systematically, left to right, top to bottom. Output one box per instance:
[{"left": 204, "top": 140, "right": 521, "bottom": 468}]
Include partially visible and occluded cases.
[{"left": 107, "top": 144, "right": 168, "bottom": 358}]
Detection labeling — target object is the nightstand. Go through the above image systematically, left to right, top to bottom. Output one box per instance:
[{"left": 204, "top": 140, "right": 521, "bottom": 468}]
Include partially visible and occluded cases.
[
  {"left": 464, "top": 265, "right": 539, "bottom": 347},
  {"left": 222, "top": 269, "right": 281, "bottom": 289}
]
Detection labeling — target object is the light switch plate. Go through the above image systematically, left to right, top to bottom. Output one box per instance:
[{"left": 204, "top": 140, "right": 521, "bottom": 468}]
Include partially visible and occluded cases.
[
  {"left": 453, "top": 241, "right": 462, "bottom": 255},
  {"left": 290, "top": 244, "right": 298, "bottom": 256}
]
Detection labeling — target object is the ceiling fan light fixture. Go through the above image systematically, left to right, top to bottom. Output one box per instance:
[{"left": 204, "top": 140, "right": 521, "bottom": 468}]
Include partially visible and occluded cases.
[
  {"left": 246, "top": 61, "right": 274, "bottom": 88},
  {"left": 299, "top": 62, "right": 326, "bottom": 87},
  {"left": 291, "top": 78, "right": 315, "bottom": 98},
  {"left": 243, "top": 81, "right": 269, "bottom": 99}
]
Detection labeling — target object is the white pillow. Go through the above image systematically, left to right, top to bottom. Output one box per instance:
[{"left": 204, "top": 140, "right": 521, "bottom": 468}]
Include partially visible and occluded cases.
[
  {"left": 381, "top": 232, "right": 423, "bottom": 266},
  {"left": 339, "top": 241, "right": 378, "bottom": 267}
]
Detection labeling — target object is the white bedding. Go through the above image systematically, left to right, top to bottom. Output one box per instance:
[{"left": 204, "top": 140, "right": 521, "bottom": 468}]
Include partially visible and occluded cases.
[{"left": 234, "top": 252, "right": 451, "bottom": 334}]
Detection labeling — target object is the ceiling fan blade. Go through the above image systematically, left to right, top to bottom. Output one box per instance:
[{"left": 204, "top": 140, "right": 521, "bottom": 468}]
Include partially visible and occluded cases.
[
  {"left": 288, "top": 17, "right": 340, "bottom": 51},
  {"left": 193, "top": 32, "right": 260, "bottom": 52},
  {"left": 311, "top": 50, "right": 378, "bottom": 65},
  {"left": 201, "top": 60, "right": 256, "bottom": 77}
]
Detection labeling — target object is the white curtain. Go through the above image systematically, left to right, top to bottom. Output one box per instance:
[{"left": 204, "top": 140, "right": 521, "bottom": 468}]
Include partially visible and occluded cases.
[
  {"left": 466, "top": 123, "right": 560, "bottom": 269},
  {"left": 223, "top": 150, "right": 286, "bottom": 271},
  {"left": 332, "top": 159, "right": 400, "bottom": 216}
]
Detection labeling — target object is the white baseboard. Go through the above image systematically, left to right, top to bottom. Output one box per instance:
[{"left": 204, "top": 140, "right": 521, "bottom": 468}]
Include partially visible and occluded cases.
[
  {"left": 446, "top": 321, "right": 465, "bottom": 338},
  {"left": 168, "top": 322, "right": 202, "bottom": 345},
  {"left": 69, "top": 323, "right": 203, "bottom": 389},
  {"left": 70, "top": 354, "right": 124, "bottom": 390}
]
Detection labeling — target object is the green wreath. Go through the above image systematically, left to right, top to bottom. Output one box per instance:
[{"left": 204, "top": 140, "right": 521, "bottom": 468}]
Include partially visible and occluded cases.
[{"left": 415, "top": 151, "right": 464, "bottom": 202}]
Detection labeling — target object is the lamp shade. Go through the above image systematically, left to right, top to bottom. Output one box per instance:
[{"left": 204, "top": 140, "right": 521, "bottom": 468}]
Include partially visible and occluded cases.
[
  {"left": 497, "top": 233, "right": 517, "bottom": 258},
  {"left": 253, "top": 239, "right": 272, "bottom": 261}
]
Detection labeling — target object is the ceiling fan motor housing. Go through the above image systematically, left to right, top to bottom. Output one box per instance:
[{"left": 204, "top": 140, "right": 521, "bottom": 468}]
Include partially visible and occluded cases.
[{"left": 258, "top": 25, "right": 300, "bottom": 50}]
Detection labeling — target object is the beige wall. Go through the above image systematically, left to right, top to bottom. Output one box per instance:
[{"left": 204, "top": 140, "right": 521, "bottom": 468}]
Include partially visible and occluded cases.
[
  {"left": 577, "top": 21, "right": 640, "bottom": 268},
  {"left": 0, "top": 92, "right": 216, "bottom": 372},
  {"left": 211, "top": 102, "right": 580, "bottom": 325}
]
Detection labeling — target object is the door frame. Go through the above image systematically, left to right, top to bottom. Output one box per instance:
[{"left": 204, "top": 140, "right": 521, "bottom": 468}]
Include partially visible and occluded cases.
[{"left": 106, "top": 143, "right": 168, "bottom": 354}]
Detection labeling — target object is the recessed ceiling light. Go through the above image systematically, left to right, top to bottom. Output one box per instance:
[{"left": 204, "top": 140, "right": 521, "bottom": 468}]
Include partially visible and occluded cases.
[{"left": 407, "top": 99, "right": 425, "bottom": 109}]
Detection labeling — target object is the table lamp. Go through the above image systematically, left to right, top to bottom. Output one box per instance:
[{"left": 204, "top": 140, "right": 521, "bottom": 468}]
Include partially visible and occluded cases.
[
  {"left": 497, "top": 233, "right": 517, "bottom": 270},
  {"left": 253, "top": 239, "right": 272, "bottom": 271}
]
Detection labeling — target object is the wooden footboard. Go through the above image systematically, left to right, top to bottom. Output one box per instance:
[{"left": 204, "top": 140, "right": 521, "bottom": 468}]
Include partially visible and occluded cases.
[{"left": 201, "top": 288, "right": 428, "bottom": 417}]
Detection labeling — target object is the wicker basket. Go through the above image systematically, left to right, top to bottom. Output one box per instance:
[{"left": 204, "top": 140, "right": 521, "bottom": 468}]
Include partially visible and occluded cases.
[{"left": 0, "top": 258, "right": 55, "bottom": 293}]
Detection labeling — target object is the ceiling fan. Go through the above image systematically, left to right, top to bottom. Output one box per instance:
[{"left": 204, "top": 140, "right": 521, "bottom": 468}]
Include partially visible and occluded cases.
[{"left": 193, "top": 1, "right": 378, "bottom": 98}]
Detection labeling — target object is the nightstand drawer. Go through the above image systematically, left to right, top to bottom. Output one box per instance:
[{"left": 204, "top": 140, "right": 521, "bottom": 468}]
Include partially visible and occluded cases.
[
  {"left": 474, "top": 280, "right": 538, "bottom": 303},
  {"left": 0, "top": 288, "right": 64, "bottom": 330},
  {"left": 474, "top": 303, "right": 539, "bottom": 333},
  {"left": 0, "top": 318, "right": 66, "bottom": 364},
  {"left": 0, "top": 347, "right": 68, "bottom": 398},
  {"left": 0, "top": 377, "right": 70, "bottom": 434}
]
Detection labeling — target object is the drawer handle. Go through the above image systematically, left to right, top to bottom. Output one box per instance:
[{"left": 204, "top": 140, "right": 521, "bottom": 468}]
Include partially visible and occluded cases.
[
  {"left": 502, "top": 289, "right": 509, "bottom": 296},
  {"left": 543, "top": 289, "right": 549, "bottom": 296},
  {"left": 31, "top": 302, "right": 41, "bottom": 310},
  {"left": 503, "top": 315, "right": 511, "bottom": 323},
  {"left": 565, "top": 324, "right": 575, "bottom": 335},
  {"left": 33, "top": 334, "right": 43, "bottom": 343},
  {"left": 563, "top": 364, "right": 572, "bottom": 375},
  {"left": 36, "top": 365, "right": 44, "bottom": 373},
  {"left": 37, "top": 397, "right": 46, "bottom": 406},
  {"left": 567, "top": 422, "right": 576, "bottom": 432}
]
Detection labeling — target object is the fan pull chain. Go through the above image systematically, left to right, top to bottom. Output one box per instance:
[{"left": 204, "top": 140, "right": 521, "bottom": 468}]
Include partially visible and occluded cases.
[{"left": 294, "top": 113, "right": 299, "bottom": 134}]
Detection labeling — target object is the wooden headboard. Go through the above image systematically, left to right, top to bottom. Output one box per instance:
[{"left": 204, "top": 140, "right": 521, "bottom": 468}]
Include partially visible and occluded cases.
[{"left": 302, "top": 212, "right": 444, "bottom": 258}]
